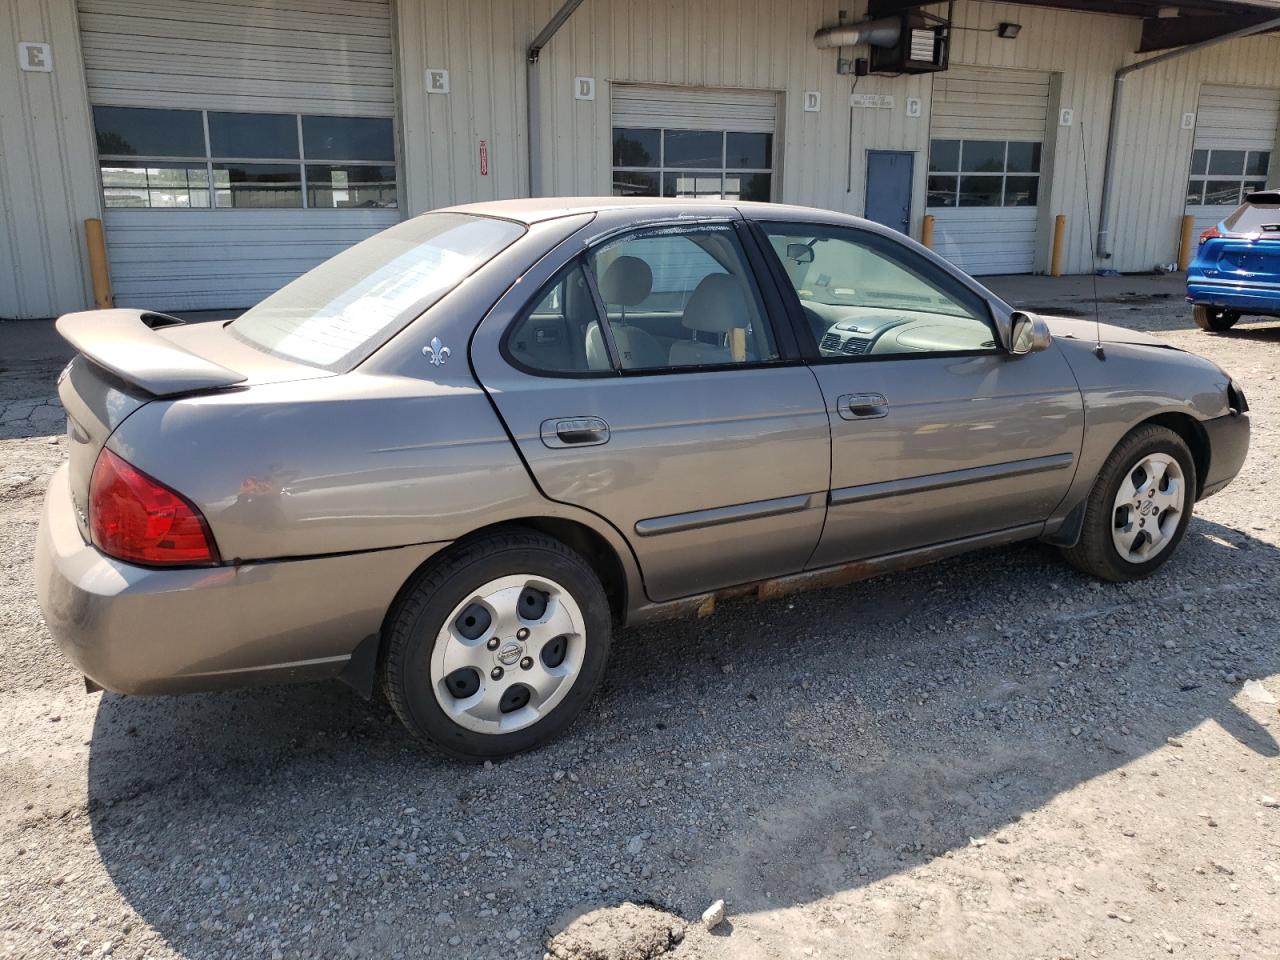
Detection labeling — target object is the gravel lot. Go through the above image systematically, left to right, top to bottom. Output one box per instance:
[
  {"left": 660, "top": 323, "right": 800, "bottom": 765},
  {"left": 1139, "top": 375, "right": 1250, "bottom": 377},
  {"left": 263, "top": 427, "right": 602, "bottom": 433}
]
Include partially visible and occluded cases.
[{"left": 1, "top": 276, "right": 1278, "bottom": 960}]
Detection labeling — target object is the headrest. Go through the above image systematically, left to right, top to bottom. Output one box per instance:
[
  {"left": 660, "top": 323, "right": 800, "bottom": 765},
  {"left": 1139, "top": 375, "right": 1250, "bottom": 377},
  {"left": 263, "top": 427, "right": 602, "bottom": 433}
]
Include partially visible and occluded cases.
[
  {"left": 598, "top": 255, "right": 653, "bottom": 306},
  {"left": 682, "top": 273, "right": 749, "bottom": 334}
]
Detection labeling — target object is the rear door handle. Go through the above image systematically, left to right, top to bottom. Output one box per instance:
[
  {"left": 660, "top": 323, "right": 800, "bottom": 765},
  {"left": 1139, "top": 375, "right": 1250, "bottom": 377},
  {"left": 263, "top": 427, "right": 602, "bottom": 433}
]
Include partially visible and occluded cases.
[
  {"left": 837, "top": 393, "right": 889, "bottom": 420},
  {"left": 540, "top": 417, "right": 610, "bottom": 447}
]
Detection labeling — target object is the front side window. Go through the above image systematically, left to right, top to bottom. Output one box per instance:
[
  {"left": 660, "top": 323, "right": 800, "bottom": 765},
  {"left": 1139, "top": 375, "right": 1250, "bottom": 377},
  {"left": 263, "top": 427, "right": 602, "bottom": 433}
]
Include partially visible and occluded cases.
[
  {"left": 93, "top": 106, "right": 398, "bottom": 210},
  {"left": 612, "top": 128, "right": 773, "bottom": 202},
  {"left": 927, "top": 139, "right": 1042, "bottom": 208},
  {"left": 1187, "top": 148, "right": 1270, "bottom": 207},
  {"left": 230, "top": 213, "right": 523, "bottom": 370},
  {"left": 762, "top": 223, "right": 997, "bottom": 358},
  {"left": 505, "top": 224, "right": 780, "bottom": 375}
]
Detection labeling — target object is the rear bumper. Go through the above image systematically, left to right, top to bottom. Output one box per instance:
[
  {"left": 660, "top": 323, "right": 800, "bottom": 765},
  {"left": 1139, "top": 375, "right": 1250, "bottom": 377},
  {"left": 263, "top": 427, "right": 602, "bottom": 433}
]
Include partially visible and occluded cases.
[
  {"left": 1186, "top": 280, "right": 1280, "bottom": 316},
  {"left": 1200, "top": 410, "right": 1250, "bottom": 500},
  {"left": 35, "top": 464, "right": 445, "bottom": 695}
]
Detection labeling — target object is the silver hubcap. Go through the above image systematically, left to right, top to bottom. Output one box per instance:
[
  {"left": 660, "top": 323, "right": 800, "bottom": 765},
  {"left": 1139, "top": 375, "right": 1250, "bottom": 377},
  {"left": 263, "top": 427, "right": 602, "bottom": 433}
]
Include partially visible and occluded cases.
[
  {"left": 1111, "top": 453, "right": 1185, "bottom": 563},
  {"left": 431, "top": 575, "right": 586, "bottom": 735}
]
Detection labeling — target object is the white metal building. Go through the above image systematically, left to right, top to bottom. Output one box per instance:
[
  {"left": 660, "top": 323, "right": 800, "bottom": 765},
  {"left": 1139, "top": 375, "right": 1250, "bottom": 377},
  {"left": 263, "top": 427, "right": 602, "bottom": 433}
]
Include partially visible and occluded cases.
[{"left": 4, "top": 0, "right": 1280, "bottom": 318}]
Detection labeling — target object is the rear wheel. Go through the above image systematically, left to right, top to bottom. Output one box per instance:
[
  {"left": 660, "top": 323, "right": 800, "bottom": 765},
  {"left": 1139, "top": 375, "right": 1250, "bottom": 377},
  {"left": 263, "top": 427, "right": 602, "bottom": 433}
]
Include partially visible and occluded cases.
[
  {"left": 1192, "top": 304, "right": 1240, "bottom": 332},
  {"left": 1062, "top": 425, "right": 1196, "bottom": 582},
  {"left": 381, "top": 529, "right": 611, "bottom": 760}
]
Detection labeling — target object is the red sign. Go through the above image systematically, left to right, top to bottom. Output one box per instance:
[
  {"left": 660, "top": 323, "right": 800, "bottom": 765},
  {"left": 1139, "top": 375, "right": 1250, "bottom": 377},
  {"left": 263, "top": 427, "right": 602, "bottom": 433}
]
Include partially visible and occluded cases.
[{"left": 479, "top": 139, "right": 489, "bottom": 177}]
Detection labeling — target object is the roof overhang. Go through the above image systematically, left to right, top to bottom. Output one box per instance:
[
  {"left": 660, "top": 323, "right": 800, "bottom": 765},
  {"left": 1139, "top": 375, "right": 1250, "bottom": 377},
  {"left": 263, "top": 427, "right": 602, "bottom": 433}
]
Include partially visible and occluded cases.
[{"left": 866, "top": 0, "right": 1280, "bottom": 52}]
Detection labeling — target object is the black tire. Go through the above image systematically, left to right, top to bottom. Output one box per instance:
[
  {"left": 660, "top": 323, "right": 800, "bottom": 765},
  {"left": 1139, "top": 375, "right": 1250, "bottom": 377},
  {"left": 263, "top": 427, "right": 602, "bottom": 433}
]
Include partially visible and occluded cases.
[
  {"left": 1192, "top": 304, "right": 1240, "bottom": 332},
  {"left": 1062, "top": 425, "right": 1197, "bottom": 582},
  {"left": 381, "top": 528, "right": 611, "bottom": 760}
]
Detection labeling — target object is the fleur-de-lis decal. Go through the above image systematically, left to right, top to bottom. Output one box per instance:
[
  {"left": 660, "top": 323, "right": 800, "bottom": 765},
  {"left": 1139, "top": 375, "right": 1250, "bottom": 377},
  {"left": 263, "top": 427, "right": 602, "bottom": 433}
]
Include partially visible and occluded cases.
[{"left": 423, "top": 336, "right": 452, "bottom": 366}]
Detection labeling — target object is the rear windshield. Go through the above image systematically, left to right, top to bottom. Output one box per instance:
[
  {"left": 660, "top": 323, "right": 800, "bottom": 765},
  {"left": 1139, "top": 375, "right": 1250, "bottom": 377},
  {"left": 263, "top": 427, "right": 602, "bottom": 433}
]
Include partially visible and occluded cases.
[
  {"left": 1224, "top": 201, "right": 1280, "bottom": 235},
  {"left": 230, "top": 213, "right": 525, "bottom": 370}
]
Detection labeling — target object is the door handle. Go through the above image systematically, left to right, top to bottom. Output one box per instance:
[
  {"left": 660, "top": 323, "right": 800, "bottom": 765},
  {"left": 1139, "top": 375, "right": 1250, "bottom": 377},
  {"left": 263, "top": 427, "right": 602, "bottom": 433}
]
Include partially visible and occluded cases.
[
  {"left": 837, "top": 393, "right": 889, "bottom": 420},
  {"left": 540, "top": 417, "right": 610, "bottom": 448}
]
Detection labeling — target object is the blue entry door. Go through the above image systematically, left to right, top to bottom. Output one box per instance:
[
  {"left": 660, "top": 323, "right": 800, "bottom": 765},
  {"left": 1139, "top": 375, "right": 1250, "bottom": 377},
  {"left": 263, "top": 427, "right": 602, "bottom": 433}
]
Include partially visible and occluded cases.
[{"left": 864, "top": 151, "right": 914, "bottom": 235}]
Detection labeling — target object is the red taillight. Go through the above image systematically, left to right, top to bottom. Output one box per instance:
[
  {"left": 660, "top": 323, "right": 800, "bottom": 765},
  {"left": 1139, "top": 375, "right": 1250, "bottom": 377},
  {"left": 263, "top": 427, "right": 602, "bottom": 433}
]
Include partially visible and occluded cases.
[
  {"left": 1199, "top": 225, "right": 1221, "bottom": 245},
  {"left": 89, "top": 449, "right": 219, "bottom": 566}
]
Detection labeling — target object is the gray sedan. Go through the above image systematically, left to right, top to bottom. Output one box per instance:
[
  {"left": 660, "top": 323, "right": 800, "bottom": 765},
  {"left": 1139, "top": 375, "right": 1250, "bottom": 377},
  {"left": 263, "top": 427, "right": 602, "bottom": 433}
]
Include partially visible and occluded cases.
[{"left": 36, "top": 199, "right": 1250, "bottom": 759}]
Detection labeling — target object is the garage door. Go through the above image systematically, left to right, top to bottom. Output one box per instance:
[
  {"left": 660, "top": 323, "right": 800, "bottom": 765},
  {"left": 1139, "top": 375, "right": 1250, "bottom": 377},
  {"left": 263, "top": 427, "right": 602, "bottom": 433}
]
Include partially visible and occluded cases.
[
  {"left": 79, "top": 0, "right": 400, "bottom": 311},
  {"left": 926, "top": 66, "right": 1050, "bottom": 276},
  {"left": 610, "top": 84, "right": 777, "bottom": 202},
  {"left": 1186, "top": 84, "right": 1278, "bottom": 237}
]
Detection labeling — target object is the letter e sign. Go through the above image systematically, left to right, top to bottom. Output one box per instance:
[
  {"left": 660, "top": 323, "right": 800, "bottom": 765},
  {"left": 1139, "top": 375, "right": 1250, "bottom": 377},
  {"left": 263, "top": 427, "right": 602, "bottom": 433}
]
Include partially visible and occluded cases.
[{"left": 18, "top": 42, "right": 53, "bottom": 72}]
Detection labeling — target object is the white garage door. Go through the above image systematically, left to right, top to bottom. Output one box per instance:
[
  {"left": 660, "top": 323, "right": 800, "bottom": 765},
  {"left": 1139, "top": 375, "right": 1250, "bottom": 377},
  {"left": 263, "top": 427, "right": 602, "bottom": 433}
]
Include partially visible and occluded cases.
[
  {"left": 79, "top": 0, "right": 400, "bottom": 311},
  {"left": 927, "top": 66, "right": 1050, "bottom": 276},
  {"left": 610, "top": 84, "right": 778, "bottom": 201},
  {"left": 1186, "top": 84, "right": 1278, "bottom": 237}
]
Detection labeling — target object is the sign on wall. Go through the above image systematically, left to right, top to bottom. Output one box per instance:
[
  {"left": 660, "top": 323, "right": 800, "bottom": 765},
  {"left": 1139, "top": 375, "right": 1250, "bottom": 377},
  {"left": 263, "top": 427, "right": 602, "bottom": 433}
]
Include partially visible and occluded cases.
[
  {"left": 17, "top": 42, "right": 53, "bottom": 72},
  {"left": 426, "top": 68, "right": 450, "bottom": 94},
  {"left": 850, "top": 93, "right": 894, "bottom": 109},
  {"left": 479, "top": 139, "right": 489, "bottom": 176}
]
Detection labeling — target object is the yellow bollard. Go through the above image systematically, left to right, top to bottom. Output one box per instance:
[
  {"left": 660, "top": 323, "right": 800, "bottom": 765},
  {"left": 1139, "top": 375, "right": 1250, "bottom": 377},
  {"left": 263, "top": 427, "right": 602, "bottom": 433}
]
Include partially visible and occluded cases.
[
  {"left": 921, "top": 214, "right": 935, "bottom": 249},
  {"left": 1051, "top": 214, "right": 1066, "bottom": 277},
  {"left": 1178, "top": 214, "right": 1196, "bottom": 272},
  {"left": 84, "top": 218, "right": 113, "bottom": 309}
]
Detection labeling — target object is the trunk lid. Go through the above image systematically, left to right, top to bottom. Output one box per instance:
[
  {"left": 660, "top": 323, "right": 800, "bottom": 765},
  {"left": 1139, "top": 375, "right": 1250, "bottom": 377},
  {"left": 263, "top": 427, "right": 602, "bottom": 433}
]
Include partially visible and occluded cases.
[
  {"left": 1202, "top": 235, "right": 1280, "bottom": 285},
  {"left": 55, "top": 309, "right": 333, "bottom": 543}
]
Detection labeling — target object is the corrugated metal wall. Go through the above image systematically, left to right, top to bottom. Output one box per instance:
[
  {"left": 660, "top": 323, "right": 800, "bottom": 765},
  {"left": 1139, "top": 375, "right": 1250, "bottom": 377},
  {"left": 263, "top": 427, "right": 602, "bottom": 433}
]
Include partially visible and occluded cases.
[{"left": 0, "top": 0, "right": 99, "bottom": 319}]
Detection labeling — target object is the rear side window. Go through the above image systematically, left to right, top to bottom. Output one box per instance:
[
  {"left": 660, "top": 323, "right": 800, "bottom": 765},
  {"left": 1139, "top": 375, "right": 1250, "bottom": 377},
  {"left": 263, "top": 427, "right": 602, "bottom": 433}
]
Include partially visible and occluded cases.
[
  {"left": 231, "top": 213, "right": 524, "bottom": 370},
  {"left": 505, "top": 223, "right": 780, "bottom": 375}
]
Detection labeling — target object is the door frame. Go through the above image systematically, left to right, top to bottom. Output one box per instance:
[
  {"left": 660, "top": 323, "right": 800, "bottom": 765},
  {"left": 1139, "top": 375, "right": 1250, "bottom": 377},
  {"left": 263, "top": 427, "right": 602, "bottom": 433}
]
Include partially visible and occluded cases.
[{"left": 864, "top": 149, "right": 915, "bottom": 236}]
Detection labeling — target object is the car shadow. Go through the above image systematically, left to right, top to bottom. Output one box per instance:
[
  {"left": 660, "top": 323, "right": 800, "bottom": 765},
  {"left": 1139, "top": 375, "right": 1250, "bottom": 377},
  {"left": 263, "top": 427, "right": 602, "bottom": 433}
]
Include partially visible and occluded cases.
[
  {"left": 1210, "top": 321, "right": 1280, "bottom": 342},
  {"left": 85, "top": 517, "right": 1280, "bottom": 957}
]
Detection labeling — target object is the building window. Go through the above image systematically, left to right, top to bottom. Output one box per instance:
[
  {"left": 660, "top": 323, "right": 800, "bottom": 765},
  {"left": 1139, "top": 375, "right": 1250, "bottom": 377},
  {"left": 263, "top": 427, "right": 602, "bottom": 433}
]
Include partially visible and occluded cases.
[
  {"left": 93, "top": 106, "right": 397, "bottom": 210},
  {"left": 612, "top": 128, "right": 773, "bottom": 201},
  {"left": 927, "top": 139, "right": 1041, "bottom": 208},
  {"left": 1186, "top": 148, "right": 1269, "bottom": 207}
]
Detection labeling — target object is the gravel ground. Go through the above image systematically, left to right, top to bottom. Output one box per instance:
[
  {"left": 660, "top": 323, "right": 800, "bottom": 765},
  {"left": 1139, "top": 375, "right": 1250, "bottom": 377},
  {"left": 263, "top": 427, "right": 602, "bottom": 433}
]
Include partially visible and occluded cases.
[{"left": 1, "top": 277, "right": 1278, "bottom": 960}]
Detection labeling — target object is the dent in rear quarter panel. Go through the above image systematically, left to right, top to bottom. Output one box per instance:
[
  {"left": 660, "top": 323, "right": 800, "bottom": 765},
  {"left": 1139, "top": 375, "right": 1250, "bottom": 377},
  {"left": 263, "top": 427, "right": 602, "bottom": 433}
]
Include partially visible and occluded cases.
[{"left": 1048, "top": 337, "right": 1231, "bottom": 524}]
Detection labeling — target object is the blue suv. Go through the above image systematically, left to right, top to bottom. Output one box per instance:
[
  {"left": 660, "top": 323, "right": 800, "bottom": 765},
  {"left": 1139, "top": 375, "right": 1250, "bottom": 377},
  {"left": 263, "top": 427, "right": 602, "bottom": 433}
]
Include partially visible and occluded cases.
[{"left": 1187, "top": 190, "right": 1280, "bottom": 331}]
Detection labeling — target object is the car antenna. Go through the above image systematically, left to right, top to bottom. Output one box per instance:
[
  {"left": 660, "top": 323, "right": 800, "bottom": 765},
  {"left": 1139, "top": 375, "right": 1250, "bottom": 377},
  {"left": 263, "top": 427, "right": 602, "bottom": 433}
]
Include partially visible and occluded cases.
[{"left": 1077, "top": 120, "right": 1106, "bottom": 359}]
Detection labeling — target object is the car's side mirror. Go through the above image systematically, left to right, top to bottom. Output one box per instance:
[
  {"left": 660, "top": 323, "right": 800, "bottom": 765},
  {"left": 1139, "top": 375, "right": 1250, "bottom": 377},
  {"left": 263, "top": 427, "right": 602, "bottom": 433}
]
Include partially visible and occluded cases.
[
  {"left": 786, "top": 243, "right": 815, "bottom": 264},
  {"left": 1009, "top": 311, "right": 1052, "bottom": 355}
]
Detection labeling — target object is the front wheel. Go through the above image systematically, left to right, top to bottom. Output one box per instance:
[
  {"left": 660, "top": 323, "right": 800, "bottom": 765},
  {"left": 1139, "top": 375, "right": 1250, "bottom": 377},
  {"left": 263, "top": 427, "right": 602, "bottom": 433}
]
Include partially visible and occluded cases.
[
  {"left": 1192, "top": 304, "right": 1239, "bottom": 332},
  {"left": 1062, "top": 425, "right": 1196, "bottom": 582},
  {"left": 381, "top": 530, "right": 612, "bottom": 760}
]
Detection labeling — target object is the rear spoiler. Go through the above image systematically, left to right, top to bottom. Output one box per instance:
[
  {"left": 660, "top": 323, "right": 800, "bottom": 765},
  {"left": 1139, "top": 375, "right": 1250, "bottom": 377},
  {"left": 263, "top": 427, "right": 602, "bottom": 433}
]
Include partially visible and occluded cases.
[
  {"left": 1245, "top": 190, "right": 1280, "bottom": 205},
  {"left": 55, "top": 309, "right": 247, "bottom": 397}
]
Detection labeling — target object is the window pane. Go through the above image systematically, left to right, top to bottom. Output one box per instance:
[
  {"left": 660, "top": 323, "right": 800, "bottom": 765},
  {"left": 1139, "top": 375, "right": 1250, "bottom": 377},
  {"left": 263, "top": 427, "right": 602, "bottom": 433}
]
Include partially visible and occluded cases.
[
  {"left": 93, "top": 106, "right": 205, "bottom": 158},
  {"left": 208, "top": 112, "right": 298, "bottom": 159},
  {"left": 302, "top": 116, "right": 394, "bottom": 161},
  {"left": 613, "top": 128, "right": 659, "bottom": 167},
  {"left": 663, "top": 130, "right": 722, "bottom": 168},
  {"left": 726, "top": 131, "right": 772, "bottom": 169},
  {"left": 929, "top": 139, "right": 960, "bottom": 173},
  {"left": 960, "top": 140, "right": 1006, "bottom": 173},
  {"left": 1006, "top": 142, "right": 1041, "bottom": 173},
  {"left": 1190, "top": 149, "right": 1210, "bottom": 176},
  {"left": 1208, "top": 150, "right": 1246, "bottom": 176},
  {"left": 1246, "top": 150, "right": 1271, "bottom": 177},
  {"left": 101, "top": 162, "right": 209, "bottom": 208},
  {"left": 214, "top": 163, "right": 303, "bottom": 208},
  {"left": 307, "top": 164, "right": 397, "bottom": 208},
  {"left": 612, "top": 170, "right": 659, "bottom": 196},
  {"left": 663, "top": 171, "right": 722, "bottom": 198},
  {"left": 724, "top": 172, "right": 771, "bottom": 201},
  {"left": 927, "top": 175, "right": 958, "bottom": 207},
  {"left": 958, "top": 175, "right": 1003, "bottom": 206},
  {"left": 1003, "top": 175, "right": 1039, "bottom": 207},
  {"left": 1186, "top": 179, "right": 1205, "bottom": 206},
  {"left": 1203, "top": 180, "right": 1242, "bottom": 206},
  {"left": 231, "top": 213, "right": 525, "bottom": 370},
  {"left": 761, "top": 224, "right": 995, "bottom": 358},
  {"left": 588, "top": 227, "right": 778, "bottom": 370},
  {"left": 506, "top": 264, "right": 610, "bottom": 374}
]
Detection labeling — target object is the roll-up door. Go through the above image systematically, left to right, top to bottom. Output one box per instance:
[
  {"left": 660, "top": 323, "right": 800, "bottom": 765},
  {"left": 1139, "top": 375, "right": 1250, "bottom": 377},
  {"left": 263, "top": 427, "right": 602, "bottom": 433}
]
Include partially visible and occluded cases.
[
  {"left": 79, "top": 0, "right": 401, "bottom": 311},
  {"left": 926, "top": 66, "right": 1050, "bottom": 276},
  {"left": 610, "top": 84, "right": 778, "bottom": 202},
  {"left": 1186, "top": 84, "right": 1279, "bottom": 237}
]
